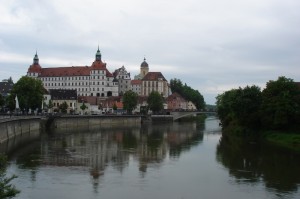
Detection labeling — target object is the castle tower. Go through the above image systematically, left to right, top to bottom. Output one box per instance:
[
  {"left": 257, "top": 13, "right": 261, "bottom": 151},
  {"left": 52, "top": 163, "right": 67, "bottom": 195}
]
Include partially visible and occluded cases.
[
  {"left": 27, "top": 51, "right": 42, "bottom": 78},
  {"left": 140, "top": 57, "right": 149, "bottom": 79}
]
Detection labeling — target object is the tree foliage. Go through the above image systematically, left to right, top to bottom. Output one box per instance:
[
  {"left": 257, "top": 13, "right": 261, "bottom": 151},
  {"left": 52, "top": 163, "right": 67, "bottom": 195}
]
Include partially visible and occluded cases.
[
  {"left": 8, "top": 76, "right": 44, "bottom": 111},
  {"left": 216, "top": 76, "right": 300, "bottom": 134},
  {"left": 260, "top": 76, "right": 300, "bottom": 129},
  {"left": 170, "top": 78, "right": 205, "bottom": 110},
  {"left": 216, "top": 86, "right": 262, "bottom": 129},
  {"left": 122, "top": 90, "right": 138, "bottom": 114},
  {"left": 147, "top": 91, "right": 164, "bottom": 114},
  {"left": 59, "top": 101, "right": 68, "bottom": 113},
  {"left": 80, "top": 102, "right": 87, "bottom": 111},
  {"left": 0, "top": 154, "right": 20, "bottom": 198}
]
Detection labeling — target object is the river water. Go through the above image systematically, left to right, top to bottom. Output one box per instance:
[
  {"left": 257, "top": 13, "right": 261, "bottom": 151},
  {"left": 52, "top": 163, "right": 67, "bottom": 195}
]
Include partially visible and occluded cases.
[{"left": 4, "top": 117, "right": 300, "bottom": 199}]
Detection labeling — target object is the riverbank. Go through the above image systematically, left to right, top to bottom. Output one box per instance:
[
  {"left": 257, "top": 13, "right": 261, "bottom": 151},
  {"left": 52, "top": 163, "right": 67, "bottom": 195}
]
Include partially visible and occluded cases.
[
  {"left": 176, "top": 114, "right": 206, "bottom": 123},
  {"left": 222, "top": 123, "right": 300, "bottom": 153},
  {"left": 262, "top": 131, "right": 300, "bottom": 152}
]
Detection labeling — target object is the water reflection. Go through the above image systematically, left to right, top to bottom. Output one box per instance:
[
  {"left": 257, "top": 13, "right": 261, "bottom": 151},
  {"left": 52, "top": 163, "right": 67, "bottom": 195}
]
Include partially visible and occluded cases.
[
  {"left": 9, "top": 122, "right": 203, "bottom": 182},
  {"left": 216, "top": 135, "right": 300, "bottom": 196}
]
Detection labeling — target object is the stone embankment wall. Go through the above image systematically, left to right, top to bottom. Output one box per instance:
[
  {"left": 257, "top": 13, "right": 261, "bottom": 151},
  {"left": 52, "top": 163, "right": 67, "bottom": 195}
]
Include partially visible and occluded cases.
[
  {"left": 51, "top": 115, "right": 141, "bottom": 130},
  {"left": 0, "top": 117, "right": 41, "bottom": 143}
]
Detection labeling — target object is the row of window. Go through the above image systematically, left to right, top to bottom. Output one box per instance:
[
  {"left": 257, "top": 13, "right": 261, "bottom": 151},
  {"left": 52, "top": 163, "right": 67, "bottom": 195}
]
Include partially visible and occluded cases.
[
  {"left": 91, "top": 70, "right": 105, "bottom": 74},
  {"left": 40, "top": 75, "right": 111, "bottom": 81},
  {"left": 117, "top": 75, "right": 130, "bottom": 79},
  {"left": 41, "top": 76, "right": 90, "bottom": 81},
  {"left": 44, "top": 81, "right": 113, "bottom": 87},
  {"left": 144, "top": 81, "right": 160, "bottom": 87},
  {"left": 53, "top": 102, "right": 75, "bottom": 107}
]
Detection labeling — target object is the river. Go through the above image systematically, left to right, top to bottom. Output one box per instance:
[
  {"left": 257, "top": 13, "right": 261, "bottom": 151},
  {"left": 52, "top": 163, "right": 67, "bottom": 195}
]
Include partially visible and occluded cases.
[{"left": 4, "top": 117, "right": 300, "bottom": 199}]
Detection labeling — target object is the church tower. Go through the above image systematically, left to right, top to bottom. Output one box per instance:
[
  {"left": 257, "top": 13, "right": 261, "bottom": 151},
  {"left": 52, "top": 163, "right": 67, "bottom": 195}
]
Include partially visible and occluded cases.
[
  {"left": 95, "top": 46, "right": 101, "bottom": 61},
  {"left": 27, "top": 51, "right": 42, "bottom": 78},
  {"left": 140, "top": 57, "right": 149, "bottom": 79}
]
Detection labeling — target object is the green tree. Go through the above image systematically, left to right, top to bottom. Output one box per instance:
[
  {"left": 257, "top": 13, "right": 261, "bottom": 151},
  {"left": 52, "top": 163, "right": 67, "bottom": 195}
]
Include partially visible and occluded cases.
[
  {"left": 8, "top": 76, "right": 44, "bottom": 111},
  {"left": 260, "top": 76, "right": 300, "bottom": 130},
  {"left": 170, "top": 78, "right": 205, "bottom": 110},
  {"left": 216, "top": 85, "right": 262, "bottom": 129},
  {"left": 231, "top": 86, "right": 262, "bottom": 128},
  {"left": 216, "top": 89, "right": 238, "bottom": 127},
  {"left": 123, "top": 90, "right": 138, "bottom": 114},
  {"left": 147, "top": 91, "right": 164, "bottom": 114},
  {"left": 59, "top": 101, "right": 68, "bottom": 114},
  {"left": 80, "top": 102, "right": 87, "bottom": 113},
  {"left": 0, "top": 154, "right": 20, "bottom": 198}
]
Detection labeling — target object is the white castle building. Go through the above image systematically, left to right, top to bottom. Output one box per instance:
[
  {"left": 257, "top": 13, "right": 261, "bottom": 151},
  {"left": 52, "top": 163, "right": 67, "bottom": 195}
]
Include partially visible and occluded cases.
[{"left": 27, "top": 48, "right": 118, "bottom": 97}]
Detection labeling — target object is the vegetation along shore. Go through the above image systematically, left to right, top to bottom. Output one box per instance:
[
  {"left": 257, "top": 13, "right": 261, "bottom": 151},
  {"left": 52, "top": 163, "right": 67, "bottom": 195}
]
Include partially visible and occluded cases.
[{"left": 216, "top": 76, "right": 300, "bottom": 152}]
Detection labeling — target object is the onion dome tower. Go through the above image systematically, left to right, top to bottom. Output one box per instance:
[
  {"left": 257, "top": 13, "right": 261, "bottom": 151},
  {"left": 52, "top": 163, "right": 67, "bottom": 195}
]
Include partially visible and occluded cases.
[
  {"left": 27, "top": 51, "right": 42, "bottom": 78},
  {"left": 140, "top": 57, "right": 149, "bottom": 79}
]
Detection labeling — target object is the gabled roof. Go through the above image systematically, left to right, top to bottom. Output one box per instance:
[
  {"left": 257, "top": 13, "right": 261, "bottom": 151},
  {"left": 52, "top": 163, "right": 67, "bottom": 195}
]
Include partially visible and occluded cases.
[
  {"left": 91, "top": 60, "right": 106, "bottom": 70},
  {"left": 28, "top": 63, "right": 42, "bottom": 73},
  {"left": 142, "top": 72, "right": 167, "bottom": 81},
  {"left": 50, "top": 89, "right": 77, "bottom": 100},
  {"left": 166, "top": 92, "right": 186, "bottom": 101}
]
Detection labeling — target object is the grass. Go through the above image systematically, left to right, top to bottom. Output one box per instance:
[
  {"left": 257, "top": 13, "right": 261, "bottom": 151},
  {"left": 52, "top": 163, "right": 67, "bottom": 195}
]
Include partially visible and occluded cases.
[{"left": 263, "top": 131, "right": 300, "bottom": 152}]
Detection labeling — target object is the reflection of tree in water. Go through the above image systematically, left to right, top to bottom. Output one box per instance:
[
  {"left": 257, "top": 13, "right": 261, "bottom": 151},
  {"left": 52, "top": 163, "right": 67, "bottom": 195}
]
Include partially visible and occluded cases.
[{"left": 216, "top": 135, "right": 300, "bottom": 195}]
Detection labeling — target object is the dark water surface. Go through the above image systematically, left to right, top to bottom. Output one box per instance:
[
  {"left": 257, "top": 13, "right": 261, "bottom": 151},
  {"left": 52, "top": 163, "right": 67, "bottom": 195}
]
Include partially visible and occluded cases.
[{"left": 5, "top": 117, "right": 300, "bottom": 199}]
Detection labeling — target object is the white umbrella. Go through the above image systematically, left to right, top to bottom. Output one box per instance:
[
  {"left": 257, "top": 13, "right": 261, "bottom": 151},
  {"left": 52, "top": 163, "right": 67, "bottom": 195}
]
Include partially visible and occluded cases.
[{"left": 15, "top": 95, "right": 19, "bottom": 110}]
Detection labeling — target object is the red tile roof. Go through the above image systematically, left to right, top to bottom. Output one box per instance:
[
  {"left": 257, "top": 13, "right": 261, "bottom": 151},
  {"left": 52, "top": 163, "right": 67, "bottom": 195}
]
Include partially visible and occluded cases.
[
  {"left": 27, "top": 63, "right": 42, "bottom": 73},
  {"left": 33, "top": 65, "right": 113, "bottom": 78},
  {"left": 39, "top": 66, "right": 90, "bottom": 77},
  {"left": 142, "top": 72, "right": 167, "bottom": 81},
  {"left": 131, "top": 80, "right": 142, "bottom": 85},
  {"left": 166, "top": 92, "right": 186, "bottom": 101}
]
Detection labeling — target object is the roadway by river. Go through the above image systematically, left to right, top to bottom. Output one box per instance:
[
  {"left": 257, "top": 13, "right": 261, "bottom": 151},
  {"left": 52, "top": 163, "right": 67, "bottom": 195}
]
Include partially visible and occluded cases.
[{"left": 4, "top": 116, "right": 300, "bottom": 199}]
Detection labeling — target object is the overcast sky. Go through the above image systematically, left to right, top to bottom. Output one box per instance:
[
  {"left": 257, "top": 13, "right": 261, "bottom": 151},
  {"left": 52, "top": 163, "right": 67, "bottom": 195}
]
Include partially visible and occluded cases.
[{"left": 1, "top": 0, "right": 300, "bottom": 104}]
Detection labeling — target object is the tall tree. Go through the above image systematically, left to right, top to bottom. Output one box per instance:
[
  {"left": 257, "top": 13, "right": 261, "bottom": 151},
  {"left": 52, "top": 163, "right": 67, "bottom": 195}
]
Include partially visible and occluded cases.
[
  {"left": 8, "top": 76, "right": 44, "bottom": 111},
  {"left": 260, "top": 76, "right": 300, "bottom": 130},
  {"left": 216, "top": 85, "right": 262, "bottom": 129},
  {"left": 122, "top": 90, "right": 138, "bottom": 114},
  {"left": 147, "top": 91, "right": 164, "bottom": 114}
]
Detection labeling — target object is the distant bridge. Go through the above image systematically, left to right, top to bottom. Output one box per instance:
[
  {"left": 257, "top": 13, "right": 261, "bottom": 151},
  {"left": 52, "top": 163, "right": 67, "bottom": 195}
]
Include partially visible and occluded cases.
[{"left": 170, "top": 111, "right": 217, "bottom": 121}]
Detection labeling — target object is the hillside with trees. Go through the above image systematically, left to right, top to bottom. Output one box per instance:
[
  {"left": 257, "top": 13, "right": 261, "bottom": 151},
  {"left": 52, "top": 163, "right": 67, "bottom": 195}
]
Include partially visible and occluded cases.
[{"left": 170, "top": 78, "right": 205, "bottom": 110}]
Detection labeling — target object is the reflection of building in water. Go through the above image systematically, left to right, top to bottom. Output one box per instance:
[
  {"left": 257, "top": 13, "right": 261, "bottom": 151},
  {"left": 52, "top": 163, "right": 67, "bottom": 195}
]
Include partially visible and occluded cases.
[
  {"left": 38, "top": 123, "right": 202, "bottom": 177},
  {"left": 135, "top": 123, "right": 201, "bottom": 173},
  {"left": 41, "top": 131, "right": 130, "bottom": 176}
]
